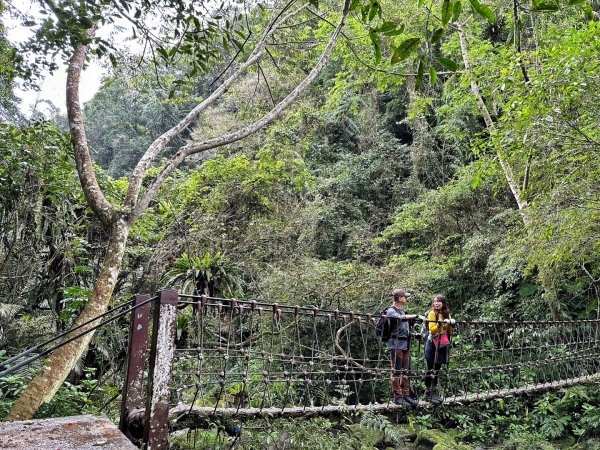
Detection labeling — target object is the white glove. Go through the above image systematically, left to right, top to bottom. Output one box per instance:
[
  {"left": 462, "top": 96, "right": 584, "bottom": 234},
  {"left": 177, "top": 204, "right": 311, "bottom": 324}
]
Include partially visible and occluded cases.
[
  {"left": 417, "top": 315, "right": 426, "bottom": 321},
  {"left": 443, "top": 318, "right": 456, "bottom": 325}
]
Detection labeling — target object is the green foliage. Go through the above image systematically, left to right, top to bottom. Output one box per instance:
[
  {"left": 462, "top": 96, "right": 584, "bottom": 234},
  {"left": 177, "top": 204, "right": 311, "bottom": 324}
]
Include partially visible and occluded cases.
[
  {"left": 3, "top": 0, "right": 600, "bottom": 446},
  {"left": 12, "top": 0, "right": 247, "bottom": 88},
  {"left": 468, "top": 0, "right": 497, "bottom": 24},
  {"left": 0, "top": 7, "right": 20, "bottom": 122},
  {"left": 84, "top": 66, "right": 205, "bottom": 176},
  {"left": 0, "top": 121, "right": 100, "bottom": 340},
  {"left": 179, "top": 149, "right": 311, "bottom": 219},
  {"left": 163, "top": 252, "right": 243, "bottom": 297},
  {"left": 58, "top": 286, "right": 92, "bottom": 324},
  {"left": 0, "top": 360, "right": 102, "bottom": 419},
  {"left": 34, "top": 368, "right": 101, "bottom": 419},
  {"left": 410, "top": 386, "right": 600, "bottom": 446},
  {"left": 174, "top": 414, "right": 415, "bottom": 449}
]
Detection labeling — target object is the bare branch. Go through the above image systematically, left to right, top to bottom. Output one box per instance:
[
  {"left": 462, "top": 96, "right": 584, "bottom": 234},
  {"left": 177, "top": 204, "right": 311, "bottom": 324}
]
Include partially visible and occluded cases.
[
  {"left": 131, "top": 0, "right": 351, "bottom": 221},
  {"left": 181, "top": 1, "right": 350, "bottom": 157},
  {"left": 124, "top": 2, "right": 310, "bottom": 213},
  {"left": 456, "top": 22, "right": 528, "bottom": 215},
  {"left": 208, "top": 30, "right": 253, "bottom": 88},
  {"left": 258, "top": 62, "right": 275, "bottom": 107}
]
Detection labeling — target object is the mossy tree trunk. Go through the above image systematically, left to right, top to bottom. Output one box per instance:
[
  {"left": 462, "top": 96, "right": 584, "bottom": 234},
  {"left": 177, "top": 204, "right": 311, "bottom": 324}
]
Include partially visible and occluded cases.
[{"left": 5, "top": 219, "right": 130, "bottom": 420}]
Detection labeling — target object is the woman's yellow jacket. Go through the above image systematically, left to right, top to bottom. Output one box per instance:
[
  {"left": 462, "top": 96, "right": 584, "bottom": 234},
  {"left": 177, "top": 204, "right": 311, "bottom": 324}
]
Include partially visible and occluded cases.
[{"left": 427, "top": 310, "right": 453, "bottom": 335}]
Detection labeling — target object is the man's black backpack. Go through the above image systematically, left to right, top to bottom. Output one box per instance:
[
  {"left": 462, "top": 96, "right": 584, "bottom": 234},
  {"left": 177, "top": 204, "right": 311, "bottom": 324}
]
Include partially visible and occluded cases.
[{"left": 375, "top": 308, "right": 392, "bottom": 342}]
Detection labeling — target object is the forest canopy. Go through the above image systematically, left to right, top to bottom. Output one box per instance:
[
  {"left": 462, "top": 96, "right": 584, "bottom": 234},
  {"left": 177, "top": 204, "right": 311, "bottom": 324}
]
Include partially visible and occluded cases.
[{"left": 1, "top": 0, "right": 599, "bottom": 446}]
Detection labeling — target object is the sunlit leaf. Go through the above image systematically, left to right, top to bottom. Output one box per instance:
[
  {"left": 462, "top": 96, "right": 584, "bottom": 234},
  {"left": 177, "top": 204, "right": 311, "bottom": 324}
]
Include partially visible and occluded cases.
[
  {"left": 349, "top": 0, "right": 361, "bottom": 11},
  {"left": 441, "top": 0, "right": 453, "bottom": 25},
  {"left": 468, "top": 0, "right": 496, "bottom": 24},
  {"left": 532, "top": 0, "right": 559, "bottom": 11},
  {"left": 368, "top": 1, "right": 379, "bottom": 21},
  {"left": 452, "top": 1, "right": 463, "bottom": 21},
  {"left": 581, "top": 4, "right": 593, "bottom": 19},
  {"left": 377, "top": 21, "right": 397, "bottom": 33},
  {"left": 383, "top": 24, "right": 405, "bottom": 36},
  {"left": 369, "top": 30, "right": 382, "bottom": 64},
  {"left": 391, "top": 37, "right": 420, "bottom": 63},
  {"left": 438, "top": 56, "right": 458, "bottom": 71},
  {"left": 416, "top": 58, "right": 424, "bottom": 89},
  {"left": 429, "top": 66, "right": 438, "bottom": 85}
]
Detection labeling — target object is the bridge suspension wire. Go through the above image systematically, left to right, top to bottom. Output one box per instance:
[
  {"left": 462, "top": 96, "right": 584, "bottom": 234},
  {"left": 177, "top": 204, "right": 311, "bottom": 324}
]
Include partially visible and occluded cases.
[
  {"left": 0, "top": 295, "right": 157, "bottom": 377},
  {"left": 167, "top": 295, "right": 600, "bottom": 431}
]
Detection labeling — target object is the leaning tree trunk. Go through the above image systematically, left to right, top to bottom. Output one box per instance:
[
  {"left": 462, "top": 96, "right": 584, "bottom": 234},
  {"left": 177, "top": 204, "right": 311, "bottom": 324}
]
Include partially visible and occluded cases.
[
  {"left": 6, "top": 0, "right": 351, "bottom": 420},
  {"left": 455, "top": 22, "right": 562, "bottom": 319},
  {"left": 5, "top": 218, "right": 130, "bottom": 420}
]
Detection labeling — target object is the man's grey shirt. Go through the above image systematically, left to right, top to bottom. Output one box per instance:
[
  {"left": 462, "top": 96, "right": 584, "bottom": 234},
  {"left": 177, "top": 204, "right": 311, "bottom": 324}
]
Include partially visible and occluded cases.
[{"left": 386, "top": 306, "right": 410, "bottom": 350}]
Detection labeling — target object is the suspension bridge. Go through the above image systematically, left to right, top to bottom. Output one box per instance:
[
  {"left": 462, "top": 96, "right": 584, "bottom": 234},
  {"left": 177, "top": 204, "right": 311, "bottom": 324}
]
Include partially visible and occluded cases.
[{"left": 1, "top": 289, "right": 599, "bottom": 449}]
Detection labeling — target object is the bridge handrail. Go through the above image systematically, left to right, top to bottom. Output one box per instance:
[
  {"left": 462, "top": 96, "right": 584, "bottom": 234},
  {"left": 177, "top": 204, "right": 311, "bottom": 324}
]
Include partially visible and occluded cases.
[
  {"left": 177, "top": 294, "right": 600, "bottom": 325},
  {"left": 0, "top": 295, "right": 158, "bottom": 377}
]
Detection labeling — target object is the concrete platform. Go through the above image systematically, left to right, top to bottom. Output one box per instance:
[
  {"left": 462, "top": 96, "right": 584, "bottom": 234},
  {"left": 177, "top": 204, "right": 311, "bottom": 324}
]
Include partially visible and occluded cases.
[{"left": 0, "top": 414, "right": 138, "bottom": 449}]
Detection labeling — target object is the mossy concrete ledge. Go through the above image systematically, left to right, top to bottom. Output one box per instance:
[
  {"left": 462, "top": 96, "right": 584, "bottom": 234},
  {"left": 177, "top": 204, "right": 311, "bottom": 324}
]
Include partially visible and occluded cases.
[{"left": 0, "top": 414, "right": 137, "bottom": 449}]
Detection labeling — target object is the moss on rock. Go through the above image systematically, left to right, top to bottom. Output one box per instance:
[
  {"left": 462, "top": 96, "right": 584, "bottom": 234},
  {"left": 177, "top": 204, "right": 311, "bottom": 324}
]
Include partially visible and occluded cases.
[{"left": 414, "top": 429, "right": 473, "bottom": 450}]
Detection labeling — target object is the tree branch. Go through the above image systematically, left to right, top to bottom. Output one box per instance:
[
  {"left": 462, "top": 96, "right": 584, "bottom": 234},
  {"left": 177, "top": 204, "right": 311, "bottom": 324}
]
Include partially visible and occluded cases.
[
  {"left": 130, "top": 0, "right": 351, "bottom": 221},
  {"left": 181, "top": 0, "right": 350, "bottom": 158},
  {"left": 513, "top": 0, "right": 530, "bottom": 83},
  {"left": 123, "top": 1, "right": 310, "bottom": 213}
]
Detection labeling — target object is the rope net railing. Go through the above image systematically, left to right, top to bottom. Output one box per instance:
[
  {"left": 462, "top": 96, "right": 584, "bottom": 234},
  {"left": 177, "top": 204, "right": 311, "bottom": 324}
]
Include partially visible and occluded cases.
[
  {"left": 3, "top": 290, "right": 600, "bottom": 449},
  {"left": 168, "top": 295, "right": 600, "bottom": 422}
]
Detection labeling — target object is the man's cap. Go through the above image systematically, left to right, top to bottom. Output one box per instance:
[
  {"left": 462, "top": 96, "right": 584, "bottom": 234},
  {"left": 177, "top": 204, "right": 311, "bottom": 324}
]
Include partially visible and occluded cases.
[{"left": 391, "top": 289, "right": 410, "bottom": 299}]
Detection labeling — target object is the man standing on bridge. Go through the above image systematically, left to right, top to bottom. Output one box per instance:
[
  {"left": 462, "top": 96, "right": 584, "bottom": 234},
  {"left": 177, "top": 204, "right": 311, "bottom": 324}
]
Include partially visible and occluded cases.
[{"left": 387, "top": 288, "right": 418, "bottom": 409}]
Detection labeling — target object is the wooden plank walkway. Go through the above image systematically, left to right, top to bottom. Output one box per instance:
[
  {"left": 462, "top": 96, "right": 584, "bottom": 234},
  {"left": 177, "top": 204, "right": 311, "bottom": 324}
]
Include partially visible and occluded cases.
[
  {"left": 170, "top": 372, "right": 600, "bottom": 423},
  {"left": 0, "top": 415, "right": 137, "bottom": 450}
]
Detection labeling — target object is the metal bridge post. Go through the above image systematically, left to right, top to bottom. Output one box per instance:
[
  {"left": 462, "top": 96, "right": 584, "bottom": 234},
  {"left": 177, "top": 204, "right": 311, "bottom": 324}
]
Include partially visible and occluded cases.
[
  {"left": 144, "top": 289, "right": 178, "bottom": 450},
  {"left": 119, "top": 294, "right": 151, "bottom": 443}
]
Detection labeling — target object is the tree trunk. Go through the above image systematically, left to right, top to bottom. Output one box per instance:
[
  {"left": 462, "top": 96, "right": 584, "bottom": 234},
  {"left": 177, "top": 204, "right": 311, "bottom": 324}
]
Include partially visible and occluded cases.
[
  {"left": 455, "top": 22, "right": 562, "bottom": 319},
  {"left": 405, "top": 76, "right": 436, "bottom": 185},
  {"left": 5, "top": 218, "right": 130, "bottom": 420}
]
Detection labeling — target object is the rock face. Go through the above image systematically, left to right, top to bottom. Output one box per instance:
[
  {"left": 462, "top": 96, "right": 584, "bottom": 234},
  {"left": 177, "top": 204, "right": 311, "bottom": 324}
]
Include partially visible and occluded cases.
[{"left": 0, "top": 414, "right": 137, "bottom": 449}]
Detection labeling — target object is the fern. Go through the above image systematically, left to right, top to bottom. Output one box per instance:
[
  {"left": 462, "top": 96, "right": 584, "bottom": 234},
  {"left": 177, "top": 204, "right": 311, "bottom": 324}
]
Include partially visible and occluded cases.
[{"left": 359, "top": 409, "right": 405, "bottom": 445}]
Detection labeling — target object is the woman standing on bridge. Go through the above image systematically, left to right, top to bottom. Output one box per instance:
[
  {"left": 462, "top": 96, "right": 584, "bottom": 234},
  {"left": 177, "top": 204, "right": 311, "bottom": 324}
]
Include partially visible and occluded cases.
[{"left": 424, "top": 294, "right": 455, "bottom": 405}]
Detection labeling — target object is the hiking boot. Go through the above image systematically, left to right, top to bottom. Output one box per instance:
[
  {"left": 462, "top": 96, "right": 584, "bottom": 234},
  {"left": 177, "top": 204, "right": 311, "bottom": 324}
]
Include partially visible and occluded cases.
[
  {"left": 424, "top": 389, "right": 443, "bottom": 405},
  {"left": 424, "top": 389, "right": 432, "bottom": 402},
  {"left": 429, "top": 391, "right": 443, "bottom": 406},
  {"left": 393, "top": 396, "right": 412, "bottom": 408},
  {"left": 404, "top": 396, "right": 419, "bottom": 410}
]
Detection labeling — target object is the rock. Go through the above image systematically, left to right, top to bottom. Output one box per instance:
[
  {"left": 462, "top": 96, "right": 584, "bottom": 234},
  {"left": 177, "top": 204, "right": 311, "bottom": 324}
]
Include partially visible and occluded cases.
[
  {"left": 346, "top": 422, "right": 384, "bottom": 446},
  {"left": 395, "top": 423, "right": 418, "bottom": 441},
  {"left": 499, "top": 436, "right": 557, "bottom": 449},
  {"left": 584, "top": 438, "right": 600, "bottom": 450}
]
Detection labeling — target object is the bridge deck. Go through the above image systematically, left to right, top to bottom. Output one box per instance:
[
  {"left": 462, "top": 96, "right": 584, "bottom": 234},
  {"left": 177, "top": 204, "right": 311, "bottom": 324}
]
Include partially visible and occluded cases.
[
  {"left": 169, "top": 372, "right": 600, "bottom": 425},
  {"left": 0, "top": 414, "right": 137, "bottom": 450}
]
